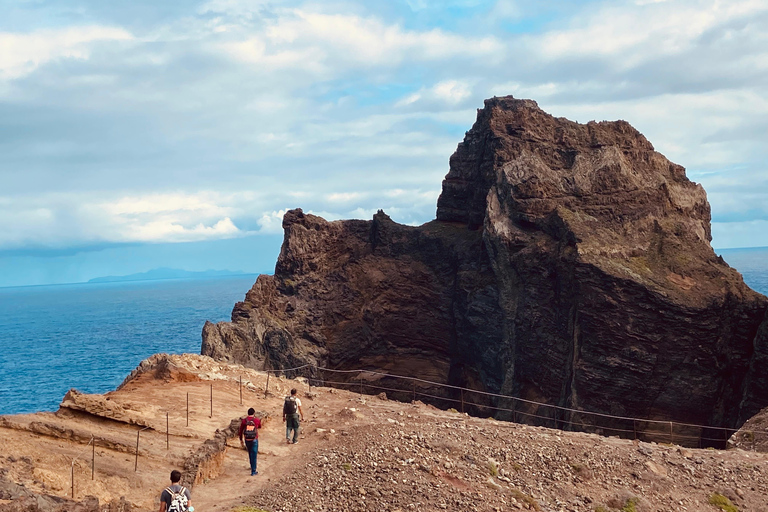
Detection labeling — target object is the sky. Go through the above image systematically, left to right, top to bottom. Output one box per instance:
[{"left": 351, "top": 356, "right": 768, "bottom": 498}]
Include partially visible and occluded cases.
[{"left": 1, "top": 0, "right": 767, "bottom": 287}]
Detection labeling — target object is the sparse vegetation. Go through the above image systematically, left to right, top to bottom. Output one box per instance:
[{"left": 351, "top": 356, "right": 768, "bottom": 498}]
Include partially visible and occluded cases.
[
  {"left": 447, "top": 408, "right": 459, "bottom": 413},
  {"left": 487, "top": 459, "right": 499, "bottom": 477},
  {"left": 341, "top": 463, "right": 352, "bottom": 471},
  {"left": 511, "top": 489, "right": 540, "bottom": 511},
  {"left": 709, "top": 493, "right": 739, "bottom": 512},
  {"left": 621, "top": 497, "right": 638, "bottom": 512},
  {"left": 594, "top": 507, "right": 610, "bottom": 512}
]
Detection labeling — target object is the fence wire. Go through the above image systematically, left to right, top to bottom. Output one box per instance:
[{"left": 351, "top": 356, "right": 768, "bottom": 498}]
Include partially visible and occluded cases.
[{"left": 262, "top": 362, "right": 766, "bottom": 448}]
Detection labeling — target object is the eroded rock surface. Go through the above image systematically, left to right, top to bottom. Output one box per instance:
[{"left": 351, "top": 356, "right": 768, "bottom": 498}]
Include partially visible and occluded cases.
[{"left": 202, "top": 96, "right": 768, "bottom": 442}]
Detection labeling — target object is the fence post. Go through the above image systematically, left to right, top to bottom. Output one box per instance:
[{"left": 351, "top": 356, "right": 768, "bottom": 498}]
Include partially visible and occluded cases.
[
  {"left": 265, "top": 373, "right": 270, "bottom": 398},
  {"left": 239, "top": 376, "right": 243, "bottom": 405},
  {"left": 412, "top": 381, "right": 416, "bottom": 402},
  {"left": 210, "top": 383, "right": 213, "bottom": 418},
  {"left": 460, "top": 389, "right": 464, "bottom": 414},
  {"left": 186, "top": 392, "right": 189, "bottom": 427},
  {"left": 512, "top": 397, "right": 517, "bottom": 424},
  {"left": 166, "top": 412, "right": 169, "bottom": 450},
  {"left": 134, "top": 430, "right": 140, "bottom": 471}
]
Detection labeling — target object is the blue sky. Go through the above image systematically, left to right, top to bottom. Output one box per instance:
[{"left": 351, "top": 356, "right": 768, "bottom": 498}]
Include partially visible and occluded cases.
[{"left": 1, "top": 0, "right": 767, "bottom": 287}]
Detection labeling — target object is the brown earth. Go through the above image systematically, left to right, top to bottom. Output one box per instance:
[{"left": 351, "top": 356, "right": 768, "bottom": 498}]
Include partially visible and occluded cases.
[{"left": 1, "top": 354, "right": 767, "bottom": 512}]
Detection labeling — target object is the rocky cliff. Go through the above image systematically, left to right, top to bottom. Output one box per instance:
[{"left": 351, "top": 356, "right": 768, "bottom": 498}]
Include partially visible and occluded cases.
[{"left": 202, "top": 96, "right": 768, "bottom": 442}]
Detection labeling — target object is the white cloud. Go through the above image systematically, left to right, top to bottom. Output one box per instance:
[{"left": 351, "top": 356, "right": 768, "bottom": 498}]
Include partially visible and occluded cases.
[
  {"left": 3, "top": 0, "right": 768, "bottom": 262},
  {"left": 533, "top": 0, "right": 768, "bottom": 69},
  {"left": 222, "top": 10, "right": 502, "bottom": 71},
  {"left": 0, "top": 26, "right": 133, "bottom": 79},
  {"left": 396, "top": 79, "right": 473, "bottom": 108},
  {"left": 433, "top": 80, "right": 472, "bottom": 103},
  {"left": 0, "top": 192, "right": 254, "bottom": 248},
  {"left": 326, "top": 192, "right": 365, "bottom": 203},
  {"left": 257, "top": 209, "right": 288, "bottom": 234},
  {"left": 125, "top": 217, "right": 240, "bottom": 242}
]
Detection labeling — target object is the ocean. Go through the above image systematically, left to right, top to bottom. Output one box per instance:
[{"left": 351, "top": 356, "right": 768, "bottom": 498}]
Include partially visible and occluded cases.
[
  {"left": 1, "top": 248, "right": 767, "bottom": 416},
  {"left": 0, "top": 275, "right": 258, "bottom": 415}
]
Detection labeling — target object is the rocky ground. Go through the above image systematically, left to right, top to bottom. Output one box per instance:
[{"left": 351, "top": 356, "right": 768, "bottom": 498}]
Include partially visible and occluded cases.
[{"left": 1, "top": 354, "right": 767, "bottom": 512}]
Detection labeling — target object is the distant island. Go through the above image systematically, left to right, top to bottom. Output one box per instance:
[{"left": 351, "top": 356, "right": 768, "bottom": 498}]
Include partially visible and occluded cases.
[{"left": 88, "top": 267, "right": 253, "bottom": 284}]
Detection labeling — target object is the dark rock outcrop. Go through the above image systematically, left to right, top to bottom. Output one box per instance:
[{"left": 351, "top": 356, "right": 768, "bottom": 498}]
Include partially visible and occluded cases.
[{"left": 202, "top": 96, "right": 768, "bottom": 443}]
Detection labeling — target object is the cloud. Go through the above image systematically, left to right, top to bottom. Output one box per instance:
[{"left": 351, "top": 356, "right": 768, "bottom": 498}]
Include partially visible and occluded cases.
[
  {"left": 2, "top": 0, "right": 768, "bottom": 267},
  {"left": 221, "top": 10, "right": 502, "bottom": 71},
  {"left": 0, "top": 26, "right": 133, "bottom": 79},
  {"left": 396, "top": 79, "right": 473, "bottom": 108},
  {"left": 0, "top": 192, "right": 250, "bottom": 249},
  {"left": 257, "top": 209, "right": 288, "bottom": 234}
]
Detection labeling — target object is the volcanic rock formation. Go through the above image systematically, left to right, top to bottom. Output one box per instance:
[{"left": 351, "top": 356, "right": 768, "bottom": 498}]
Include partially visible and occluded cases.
[{"left": 202, "top": 96, "right": 768, "bottom": 442}]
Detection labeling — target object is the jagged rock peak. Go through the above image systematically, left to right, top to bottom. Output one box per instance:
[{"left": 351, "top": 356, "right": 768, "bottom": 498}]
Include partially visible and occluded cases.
[{"left": 202, "top": 96, "right": 768, "bottom": 444}]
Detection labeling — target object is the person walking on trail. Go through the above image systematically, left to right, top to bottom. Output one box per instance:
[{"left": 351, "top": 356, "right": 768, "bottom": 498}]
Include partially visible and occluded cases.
[
  {"left": 283, "top": 388, "right": 304, "bottom": 444},
  {"left": 238, "top": 407, "right": 262, "bottom": 476},
  {"left": 159, "top": 470, "right": 192, "bottom": 512}
]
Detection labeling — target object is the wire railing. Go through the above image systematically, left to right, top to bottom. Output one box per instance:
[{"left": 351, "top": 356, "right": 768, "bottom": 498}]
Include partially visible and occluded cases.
[{"left": 259, "top": 362, "right": 761, "bottom": 448}]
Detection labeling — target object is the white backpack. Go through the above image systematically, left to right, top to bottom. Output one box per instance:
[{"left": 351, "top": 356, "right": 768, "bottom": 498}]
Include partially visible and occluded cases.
[{"left": 166, "top": 486, "right": 189, "bottom": 512}]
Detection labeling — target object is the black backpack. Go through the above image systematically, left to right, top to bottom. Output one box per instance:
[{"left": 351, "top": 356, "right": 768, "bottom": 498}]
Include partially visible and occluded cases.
[
  {"left": 283, "top": 396, "right": 298, "bottom": 415},
  {"left": 244, "top": 416, "right": 258, "bottom": 441}
]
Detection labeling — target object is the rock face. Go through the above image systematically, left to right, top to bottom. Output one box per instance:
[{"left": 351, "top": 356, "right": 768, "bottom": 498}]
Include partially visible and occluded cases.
[{"left": 202, "top": 96, "right": 768, "bottom": 441}]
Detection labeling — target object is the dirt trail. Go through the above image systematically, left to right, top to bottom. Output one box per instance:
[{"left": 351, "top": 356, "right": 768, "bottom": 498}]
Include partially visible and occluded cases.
[
  {"left": 2, "top": 354, "right": 768, "bottom": 512},
  {"left": 192, "top": 405, "right": 311, "bottom": 512}
]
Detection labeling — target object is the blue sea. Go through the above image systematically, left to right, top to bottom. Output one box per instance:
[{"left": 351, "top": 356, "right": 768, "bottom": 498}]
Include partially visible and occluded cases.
[
  {"left": 1, "top": 248, "right": 767, "bottom": 416},
  {"left": 0, "top": 275, "right": 258, "bottom": 415}
]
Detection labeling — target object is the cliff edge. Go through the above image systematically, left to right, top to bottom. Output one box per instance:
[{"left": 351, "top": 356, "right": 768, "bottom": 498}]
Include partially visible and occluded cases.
[{"left": 202, "top": 96, "right": 768, "bottom": 442}]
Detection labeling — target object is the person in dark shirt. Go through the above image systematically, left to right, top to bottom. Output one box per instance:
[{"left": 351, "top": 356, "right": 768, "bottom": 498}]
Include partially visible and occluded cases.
[
  {"left": 283, "top": 388, "right": 304, "bottom": 444},
  {"left": 238, "top": 407, "right": 262, "bottom": 476},
  {"left": 159, "top": 470, "right": 191, "bottom": 512}
]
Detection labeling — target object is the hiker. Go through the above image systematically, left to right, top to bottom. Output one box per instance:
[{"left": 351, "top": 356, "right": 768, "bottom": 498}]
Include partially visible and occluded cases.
[
  {"left": 283, "top": 388, "right": 304, "bottom": 444},
  {"left": 238, "top": 407, "right": 262, "bottom": 476},
  {"left": 159, "top": 470, "right": 192, "bottom": 512}
]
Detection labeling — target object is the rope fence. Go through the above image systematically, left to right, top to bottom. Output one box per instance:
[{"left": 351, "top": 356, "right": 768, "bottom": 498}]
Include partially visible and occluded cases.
[
  {"left": 53, "top": 358, "right": 765, "bottom": 502},
  {"left": 259, "top": 362, "right": 763, "bottom": 449}
]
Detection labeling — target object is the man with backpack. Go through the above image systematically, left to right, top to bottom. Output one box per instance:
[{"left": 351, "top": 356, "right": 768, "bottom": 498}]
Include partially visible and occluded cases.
[
  {"left": 283, "top": 388, "right": 304, "bottom": 444},
  {"left": 238, "top": 407, "right": 262, "bottom": 476},
  {"left": 159, "top": 470, "right": 192, "bottom": 512}
]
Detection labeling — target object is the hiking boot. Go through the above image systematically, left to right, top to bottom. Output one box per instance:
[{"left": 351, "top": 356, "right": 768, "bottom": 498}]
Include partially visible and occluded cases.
[{"left": 251, "top": 470, "right": 258, "bottom": 476}]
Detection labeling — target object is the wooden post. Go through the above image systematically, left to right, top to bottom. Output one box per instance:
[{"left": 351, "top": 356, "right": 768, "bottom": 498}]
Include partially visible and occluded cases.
[
  {"left": 265, "top": 373, "right": 270, "bottom": 398},
  {"left": 239, "top": 376, "right": 243, "bottom": 405},
  {"left": 412, "top": 381, "right": 416, "bottom": 402},
  {"left": 210, "top": 383, "right": 213, "bottom": 418},
  {"left": 460, "top": 389, "right": 464, "bottom": 414},
  {"left": 186, "top": 392, "right": 189, "bottom": 427},
  {"left": 512, "top": 398, "right": 517, "bottom": 424},
  {"left": 166, "top": 412, "right": 169, "bottom": 450},
  {"left": 134, "top": 430, "right": 140, "bottom": 471},
  {"left": 91, "top": 439, "right": 95, "bottom": 480}
]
